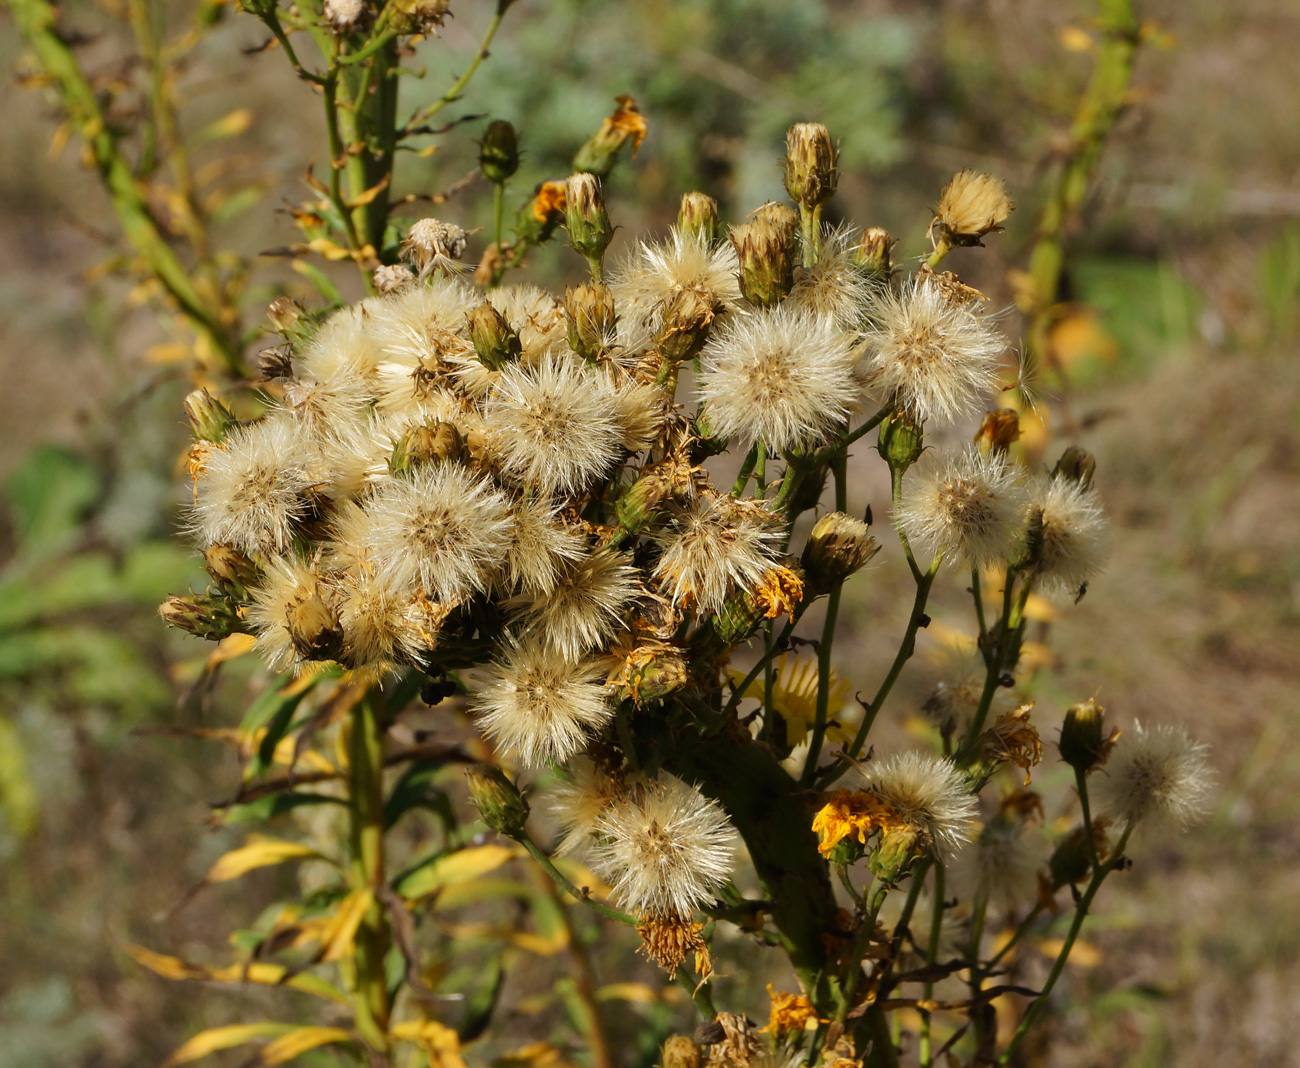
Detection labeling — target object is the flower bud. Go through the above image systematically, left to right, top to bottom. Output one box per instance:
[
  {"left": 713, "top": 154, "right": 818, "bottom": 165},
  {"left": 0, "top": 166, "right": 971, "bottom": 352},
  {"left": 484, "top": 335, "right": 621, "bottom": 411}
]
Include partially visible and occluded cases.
[
  {"left": 388, "top": 0, "right": 449, "bottom": 34},
  {"left": 572, "top": 95, "right": 646, "bottom": 178},
  {"left": 479, "top": 119, "right": 520, "bottom": 184},
  {"left": 783, "top": 122, "right": 838, "bottom": 210},
  {"left": 935, "top": 171, "right": 1013, "bottom": 247},
  {"left": 565, "top": 173, "right": 613, "bottom": 270},
  {"left": 677, "top": 192, "right": 719, "bottom": 245},
  {"left": 729, "top": 211, "right": 796, "bottom": 308},
  {"left": 852, "top": 227, "right": 895, "bottom": 278},
  {"left": 372, "top": 263, "right": 416, "bottom": 296},
  {"left": 564, "top": 283, "right": 616, "bottom": 361},
  {"left": 655, "top": 285, "right": 716, "bottom": 364},
  {"left": 267, "top": 296, "right": 319, "bottom": 350},
  {"left": 467, "top": 302, "right": 522, "bottom": 371},
  {"left": 184, "top": 388, "right": 237, "bottom": 444},
  {"left": 974, "top": 409, "right": 1021, "bottom": 455},
  {"left": 876, "top": 412, "right": 924, "bottom": 474},
  {"left": 389, "top": 421, "right": 464, "bottom": 475},
  {"left": 1052, "top": 445, "right": 1096, "bottom": 491},
  {"left": 614, "top": 471, "right": 677, "bottom": 535},
  {"left": 802, "top": 511, "right": 880, "bottom": 596},
  {"left": 203, "top": 544, "right": 259, "bottom": 592},
  {"left": 159, "top": 593, "right": 247, "bottom": 642},
  {"left": 611, "top": 640, "right": 689, "bottom": 707},
  {"left": 1058, "top": 697, "right": 1117, "bottom": 773},
  {"left": 465, "top": 764, "right": 530, "bottom": 837},
  {"left": 1048, "top": 823, "right": 1107, "bottom": 889},
  {"left": 869, "top": 824, "right": 922, "bottom": 885},
  {"left": 661, "top": 1035, "right": 702, "bottom": 1068}
]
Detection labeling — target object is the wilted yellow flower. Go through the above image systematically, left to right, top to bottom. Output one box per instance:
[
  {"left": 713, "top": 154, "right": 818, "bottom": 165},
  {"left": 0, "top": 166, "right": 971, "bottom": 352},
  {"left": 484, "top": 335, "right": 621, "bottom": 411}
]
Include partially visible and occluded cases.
[
  {"left": 982, "top": 704, "right": 1043, "bottom": 785},
  {"left": 812, "top": 789, "right": 897, "bottom": 858},
  {"left": 762, "top": 984, "right": 825, "bottom": 1037}
]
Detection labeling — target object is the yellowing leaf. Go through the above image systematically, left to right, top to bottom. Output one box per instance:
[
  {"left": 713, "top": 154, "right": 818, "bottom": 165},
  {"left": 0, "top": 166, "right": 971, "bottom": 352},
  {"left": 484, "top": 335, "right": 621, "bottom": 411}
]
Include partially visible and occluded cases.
[
  {"left": 200, "top": 108, "right": 255, "bottom": 142},
  {"left": 348, "top": 175, "right": 390, "bottom": 207},
  {"left": 305, "top": 238, "right": 354, "bottom": 262},
  {"left": 146, "top": 342, "right": 192, "bottom": 365},
  {"left": 205, "top": 632, "right": 258, "bottom": 671},
  {"left": 206, "top": 835, "right": 323, "bottom": 883},
  {"left": 399, "top": 844, "right": 518, "bottom": 900},
  {"left": 320, "top": 887, "right": 374, "bottom": 962},
  {"left": 1038, "top": 936, "right": 1101, "bottom": 967},
  {"left": 125, "top": 943, "right": 348, "bottom": 1003},
  {"left": 126, "top": 944, "right": 203, "bottom": 980},
  {"left": 595, "top": 982, "right": 659, "bottom": 1005},
  {"left": 391, "top": 1020, "right": 467, "bottom": 1068},
  {"left": 163, "top": 1022, "right": 296, "bottom": 1067},
  {"left": 260, "top": 1026, "right": 353, "bottom": 1065}
]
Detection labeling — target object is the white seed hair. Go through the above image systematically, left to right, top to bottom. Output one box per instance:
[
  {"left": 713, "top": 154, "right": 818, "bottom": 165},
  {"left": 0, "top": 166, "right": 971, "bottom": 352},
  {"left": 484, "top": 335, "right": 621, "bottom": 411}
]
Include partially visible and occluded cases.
[
  {"left": 1028, "top": 474, "right": 1109, "bottom": 595},
  {"left": 653, "top": 495, "right": 782, "bottom": 615},
  {"left": 1093, "top": 722, "right": 1213, "bottom": 829},
  {"left": 862, "top": 751, "right": 978, "bottom": 856}
]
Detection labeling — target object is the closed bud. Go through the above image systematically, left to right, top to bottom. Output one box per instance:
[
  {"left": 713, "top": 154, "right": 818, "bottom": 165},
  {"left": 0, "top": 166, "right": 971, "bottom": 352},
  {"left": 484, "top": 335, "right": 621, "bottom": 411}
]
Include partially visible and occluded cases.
[
  {"left": 572, "top": 95, "right": 646, "bottom": 178},
  {"left": 479, "top": 119, "right": 520, "bottom": 184},
  {"left": 783, "top": 122, "right": 838, "bottom": 210},
  {"left": 935, "top": 171, "right": 1013, "bottom": 247},
  {"left": 564, "top": 173, "right": 613, "bottom": 268},
  {"left": 677, "top": 192, "right": 719, "bottom": 245},
  {"left": 730, "top": 211, "right": 796, "bottom": 308},
  {"left": 852, "top": 227, "right": 895, "bottom": 278},
  {"left": 372, "top": 263, "right": 416, "bottom": 295},
  {"left": 564, "top": 283, "right": 616, "bottom": 360},
  {"left": 655, "top": 286, "right": 716, "bottom": 364},
  {"left": 267, "top": 296, "right": 319, "bottom": 350},
  {"left": 467, "top": 302, "right": 522, "bottom": 371},
  {"left": 184, "top": 389, "right": 237, "bottom": 443},
  {"left": 974, "top": 409, "right": 1021, "bottom": 455},
  {"left": 877, "top": 412, "right": 924, "bottom": 474},
  {"left": 389, "top": 421, "right": 463, "bottom": 475},
  {"left": 1052, "top": 445, "right": 1096, "bottom": 491},
  {"left": 614, "top": 471, "right": 679, "bottom": 535},
  {"left": 802, "top": 511, "right": 880, "bottom": 596},
  {"left": 203, "top": 545, "right": 258, "bottom": 592},
  {"left": 285, "top": 585, "right": 343, "bottom": 662},
  {"left": 711, "top": 587, "right": 765, "bottom": 644},
  {"left": 159, "top": 593, "right": 247, "bottom": 642},
  {"left": 612, "top": 641, "right": 689, "bottom": 706},
  {"left": 1058, "top": 697, "right": 1117, "bottom": 773},
  {"left": 465, "top": 765, "right": 530, "bottom": 837},
  {"left": 1048, "top": 822, "right": 1108, "bottom": 889},
  {"left": 869, "top": 824, "right": 921, "bottom": 885},
  {"left": 661, "top": 1035, "right": 702, "bottom": 1068}
]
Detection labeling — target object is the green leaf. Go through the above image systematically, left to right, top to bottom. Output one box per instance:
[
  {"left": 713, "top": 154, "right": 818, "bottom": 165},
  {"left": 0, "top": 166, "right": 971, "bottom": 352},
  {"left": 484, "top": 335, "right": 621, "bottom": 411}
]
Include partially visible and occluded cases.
[
  {"left": 3, "top": 446, "right": 98, "bottom": 558},
  {"left": 0, "top": 716, "right": 37, "bottom": 837},
  {"left": 383, "top": 760, "right": 455, "bottom": 829},
  {"left": 222, "top": 791, "right": 346, "bottom": 825}
]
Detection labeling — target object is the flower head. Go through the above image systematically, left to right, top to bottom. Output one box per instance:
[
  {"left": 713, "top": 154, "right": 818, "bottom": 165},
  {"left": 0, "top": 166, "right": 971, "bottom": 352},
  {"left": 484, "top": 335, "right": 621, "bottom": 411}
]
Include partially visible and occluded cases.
[
  {"left": 935, "top": 171, "right": 1013, "bottom": 245},
  {"left": 612, "top": 228, "right": 742, "bottom": 333},
  {"left": 788, "top": 228, "right": 873, "bottom": 330},
  {"left": 861, "top": 278, "right": 1006, "bottom": 424},
  {"left": 697, "top": 306, "right": 859, "bottom": 453},
  {"left": 895, "top": 447, "right": 1026, "bottom": 569},
  {"left": 1027, "top": 474, "right": 1109, "bottom": 595},
  {"left": 653, "top": 496, "right": 782, "bottom": 615},
  {"left": 498, "top": 497, "right": 586, "bottom": 596},
  {"left": 509, "top": 548, "right": 640, "bottom": 660},
  {"left": 246, "top": 557, "right": 343, "bottom": 671},
  {"left": 472, "top": 642, "right": 614, "bottom": 766},
  {"left": 1093, "top": 723, "right": 1213, "bottom": 829},
  {"left": 862, "top": 751, "right": 977, "bottom": 857},
  {"left": 549, "top": 755, "right": 646, "bottom": 855},
  {"left": 589, "top": 775, "right": 738, "bottom": 918}
]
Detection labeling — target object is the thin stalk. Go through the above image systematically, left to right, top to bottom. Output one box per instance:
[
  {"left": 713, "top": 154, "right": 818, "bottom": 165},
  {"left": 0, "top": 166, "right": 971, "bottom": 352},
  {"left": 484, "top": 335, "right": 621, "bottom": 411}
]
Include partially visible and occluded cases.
[
  {"left": 402, "top": 5, "right": 507, "bottom": 130},
  {"left": 492, "top": 182, "right": 506, "bottom": 253},
  {"left": 800, "top": 203, "right": 822, "bottom": 266},
  {"left": 923, "top": 231, "right": 951, "bottom": 270},
  {"left": 755, "top": 440, "right": 768, "bottom": 496},
  {"left": 731, "top": 442, "right": 759, "bottom": 497},
  {"left": 892, "top": 465, "right": 923, "bottom": 582},
  {"left": 961, "top": 572, "right": 1033, "bottom": 753},
  {"left": 800, "top": 583, "right": 841, "bottom": 785},
  {"left": 722, "top": 619, "right": 795, "bottom": 719},
  {"left": 997, "top": 821, "right": 1135, "bottom": 1064},
  {"left": 515, "top": 835, "right": 638, "bottom": 927},
  {"left": 918, "top": 862, "right": 946, "bottom": 1068},
  {"left": 966, "top": 886, "right": 990, "bottom": 1049},
  {"left": 987, "top": 903, "right": 1044, "bottom": 970}
]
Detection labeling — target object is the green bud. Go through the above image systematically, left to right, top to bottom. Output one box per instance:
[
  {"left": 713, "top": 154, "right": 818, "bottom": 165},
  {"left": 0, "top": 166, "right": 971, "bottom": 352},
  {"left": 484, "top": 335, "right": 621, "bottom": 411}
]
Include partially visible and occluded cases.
[
  {"left": 479, "top": 119, "right": 520, "bottom": 184},
  {"left": 783, "top": 122, "right": 838, "bottom": 210},
  {"left": 564, "top": 173, "right": 613, "bottom": 271},
  {"left": 677, "top": 192, "right": 719, "bottom": 245},
  {"left": 729, "top": 209, "right": 796, "bottom": 308},
  {"left": 852, "top": 227, "right": 895, "bottom": 278},
  {"left": 564, "top": 283, "right": 616, "bottom": 361},
  {"left": 655, "top": 286, "right": 716, "bottom": 364},
  {"left": 267, "top": 296, "right": 320, "bottom": 351},
  {"left": 467, "top": 302, "right": 522, "bottom": 371},
  {"left": 184, "top": 388, "right": 237, "bottom": 444},
  {"left": 877, "top": 412, "right": 924, "bottom": 474},
  {"left": 389, "top": 422, "right": 463, "bottom": 475},
  {"left": 1052, "top": 445, "right": 1096, "bottom": 491},
  {"left": 614, "top": 471, "right": 676, "bottom": 535},
  {"left": 802, "top": 511, "right": 880, "bottom": 597},
  {"left": 203, "top": 545, "right": 259, "bottom": 594},
  {"left": 711, "top": 588, "right": 765, "bottom": 645},
  {"left": 159, "top": 592, "right": 248, "bottom": 642},
  {"left": 612, "top": 642, "right": 689, "bottom": 707},
  {"left": 1059, "top": 698, "right": 1109, "bottom": 773},
  {"left": 465, "top": 765, "right": 530, "bottom": 837},
  {"left": 868, "top": 824, "right": 921, "bottom": 885},
  {"left": 1048, "top": 824, "right": 1099, "bottom": 889},
  {"left": 826, "top": 835, "right": 867, "bottom": 866}
]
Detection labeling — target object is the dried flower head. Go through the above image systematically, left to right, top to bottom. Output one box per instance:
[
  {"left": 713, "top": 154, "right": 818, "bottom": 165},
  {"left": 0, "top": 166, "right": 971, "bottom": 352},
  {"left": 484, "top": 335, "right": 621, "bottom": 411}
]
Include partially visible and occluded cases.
[
  {"left": 323, "top": 0, "right": 369, "bottom": 33},
  {"left": 935, "top": 171, "right": 1013, "bottom": 244},
  {"left": 400, "top": 217, "right": 469, "bottom": 278},
  {"left": 612, "top": 228, "right": 742, "bottom": 333},
  {"left": 788, "top": 229, "right": 874, "bottom": 330},
  {"left": 861, "top": 278, "right": 1006, "bottom": 424},
  {"left": 697, "top": 306, "right": 859, "bottom": 453},
  {"left": 485, "top": 354, "right": 624, "bottom": 495},
  {"left": 192, "top": 418, "right": 317, "bottom": 556},
  {"left": 895, "top": 447, "right": 1026, "bottom": 569},
  {"left": 362, "top": 463, "right": 513, "bottom": 601},
  {"left": 1027, "top": 474, "right": 1109, "bottom": 595},
  {"left": 654, "top": 496, "right": 782, "bottom": 615},
  {"left": 499, "top": 497, "right": 586, "bottom": 596},
  {"left": 510, "top": 548, "right": 640, "bottom": 661},
  {"left": 246, "top": 558, "right": 343, "bottom": 671},
  {"left": 335, "top": 568, "right": 450, "bottom": 670},
  {"left": 473, "top": 642, "right": 614, "bottom": 766},
  {"left": 1093, "top": 723, "right": 1213, "bottom": 829},
  {"left": 862, "top": 751, "right": 978, "bottom": 857},
  {"left": 550, "top": 755, "right": 646, "bottom": 856},
  {"left": 589, "top": 775, "right": 737, "bottom": 918},
  {"left": 962, "top": 812, "right": 1049, "bottom": 909}
]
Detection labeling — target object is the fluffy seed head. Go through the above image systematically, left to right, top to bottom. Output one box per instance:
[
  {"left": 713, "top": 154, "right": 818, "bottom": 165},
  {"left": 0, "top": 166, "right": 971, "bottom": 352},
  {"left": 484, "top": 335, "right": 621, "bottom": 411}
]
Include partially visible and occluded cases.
[
  {"left": 936, "top": 171, "right": 1013, "bottom": 243},
  {"left": 400, "top": 217, "right": 469, "bottom": 277},
  {"left": 611, "top": 228, "right": 742, "bottom": 333},
  {"left": 788, "top": 229, "right": 874, "bottom": 330},
  {"left": 861, "top": 278, "right": 1006, "bottom": 424},
  {"left": 697, "top": 306, "right": 859, "bottom": 453},
  {"left": 485, "top": 354, "right": 624, "bottom": 495},
  {"left": 192, "top": 417, "right": 317, "bottom": 556},
  {"left": 895, "top": 447, "right": 1026, "bottom": 569},
  {"left": 362, "top": 463, "right": 513, "bottom": 601},
  {"left": 1027, "top": 475, "right": 1109, "bottom": 594},
  {"left": 653, "top": 496, "right": 782, "bottom": 615},
  {"left": 499, "top": 498, "right": 587, "bottom": 596},
  {"left": 510, "top": 548, "right": 640, "bottom": 661},
  {"left": 246, "top": 558, "right": 342, "bottom": 672},
  {"left": 335, "top": 567, "right": 449, "bottom": 671},
  {"left": 472, "top": 642, "right": 614, "bottom": 766},
  {"left": 1093, "top": 723, "right": 1213, "bottom": 829},
  {"left": 862, "top": 751, "right": 978, "bottom": 856},
  {"left": 549, "top": 755, "right": 647, "bottom": 856},
  {"left": 589, "top": 775, "right": 738, "bottom": 918},
  {"left": 965, "top": 814, "right": 1049, "bottom": 909}
]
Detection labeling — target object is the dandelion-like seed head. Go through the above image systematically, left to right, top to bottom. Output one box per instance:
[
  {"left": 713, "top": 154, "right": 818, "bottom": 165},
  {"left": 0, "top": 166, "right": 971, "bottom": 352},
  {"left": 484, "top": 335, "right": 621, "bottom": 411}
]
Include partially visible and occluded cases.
[
  {"left": 936, "top": 171, "right": 1013, "bottom": 244},
  {"left": 400, "top": 217, "right": 469, "bottom": 277},
  {"left": 611, "top": 228, "right": 742, "bottom": 334},
  {"left": 788, "top": 228, "right": 874, "bottom": 330},
  {"left": 861, "top": 278, "right": 1006, "bottom": 424},
  {"left": 297, "top": 298, "right": 389, "bottom": 392},
  {"left": 697, "top": 306, "right": 859, "bottom": 453},
  {"left": 485, "top": 353, "right": 624, "bottom": 495},
  {"left": 192, "top": 417, "right": 316, "bottom": 556},
  {"left": 895, "top": 447, "right": 1026, "bottom": 569},
  {"left": 363, "top": 462, "right": 513, "bottom": 601},
  {"left": 1028, "top": 474, "right": 1109, "bottom": 595},
  {"left": 653, "top": 495, "right": 782, "bottom": 615},
  {"left": 499, "top": 497, "right": 587, "bottom": 596},
  {"left": 510, "top": 548, "right": 640, "bottom": 661},
  {"left": 246, "top": 557, "right": 342, "bottom": 672},
  {"left": 335, "top": 567, "right": 450, "bottom": 671},
  {"left": 472, "top": 642, "right": 614, "bottom": 766},
  {"left": 921, "top": 642, "right": 1017, "bottom": 739},
  {"left": 1093, "top": 722, "right": 1213, "bottom": 829},
  {"left": 863, "top": 751, "right": 978, "bottom": 856},
  {"left": 549, "top": 754, "right": 646, "bottom": 856},
  {"left": 589, "top": 775, "right": 738, "bottom": 918},
  {"left": 962, "top": 813, "right": 1048, "bottom": 909}
]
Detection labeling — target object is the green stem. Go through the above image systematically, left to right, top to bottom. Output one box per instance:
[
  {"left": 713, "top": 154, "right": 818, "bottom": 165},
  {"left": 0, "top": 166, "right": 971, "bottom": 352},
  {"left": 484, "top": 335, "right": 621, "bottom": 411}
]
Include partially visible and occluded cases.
[
  {"left": 402, "top": 5, "right": 507, "bottom": 131},
  {"left": 492, "top": 181, "right": 506, "bottom": 253},
  {"left": 924, "top": 232, "right": 951, "bottom": 270},
  {"left": 731, "top": 443, "right": 759, "bottom": 497},
  {"left": 801, "top": 584, "right": 841, "bottom": 785},
  {"left": 723, "top": 619, "right": 795, "bottom": 719},
  {"left": 516, "top": 835, "right": 638, "bottom": 926},
  {"left": 918, "top": 862, "right": 946, "bottom": 1068}
]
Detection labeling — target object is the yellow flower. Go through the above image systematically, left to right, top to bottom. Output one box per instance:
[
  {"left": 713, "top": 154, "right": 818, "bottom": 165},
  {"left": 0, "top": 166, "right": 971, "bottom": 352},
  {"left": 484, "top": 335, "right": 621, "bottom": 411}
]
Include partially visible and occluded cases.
[
  {"left": 753, "top": 564, "right": 804, "bottom": 620},
  {"left": 727, "top": 653, "right": 852, "bottom": 748},
  {"left": 811, "top": 790, "right": 897, "bottom": 858},
  {"left": 762, "top": 983, "right": 825, "bottom": 1037}
]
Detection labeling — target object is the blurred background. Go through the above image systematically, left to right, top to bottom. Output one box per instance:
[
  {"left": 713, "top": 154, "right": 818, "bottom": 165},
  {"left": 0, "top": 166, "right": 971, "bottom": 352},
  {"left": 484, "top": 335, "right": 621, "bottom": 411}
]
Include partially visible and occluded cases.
[{"left": 1, "top": 0, "right": 1298, "bottom": 1065}]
